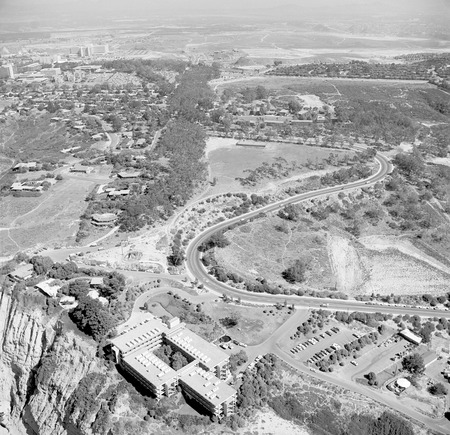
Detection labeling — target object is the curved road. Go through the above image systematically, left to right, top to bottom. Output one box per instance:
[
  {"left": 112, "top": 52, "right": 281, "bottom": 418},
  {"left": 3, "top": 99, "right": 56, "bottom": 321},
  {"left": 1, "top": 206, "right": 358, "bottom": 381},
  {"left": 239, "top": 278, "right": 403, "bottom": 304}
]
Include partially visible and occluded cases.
[
  {"left": 184, "top": 150, "right": 450, "bottom": 433},
  {"left": 185, "top": 151, "right": 450, "bottom": 319}
]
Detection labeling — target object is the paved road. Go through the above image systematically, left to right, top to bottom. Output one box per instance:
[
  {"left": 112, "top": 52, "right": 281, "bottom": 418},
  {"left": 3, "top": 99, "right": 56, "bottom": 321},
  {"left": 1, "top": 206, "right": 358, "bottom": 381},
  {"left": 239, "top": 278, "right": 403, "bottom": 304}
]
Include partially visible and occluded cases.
[
  {"left": 183, "top": 149, "right": 450, "bottom": 431},
  {"left": 184, "top": 151, "right": 450, "bottom": 319},
  {"left": 238, "top": 307, "right": 450, "bottom": 434}
]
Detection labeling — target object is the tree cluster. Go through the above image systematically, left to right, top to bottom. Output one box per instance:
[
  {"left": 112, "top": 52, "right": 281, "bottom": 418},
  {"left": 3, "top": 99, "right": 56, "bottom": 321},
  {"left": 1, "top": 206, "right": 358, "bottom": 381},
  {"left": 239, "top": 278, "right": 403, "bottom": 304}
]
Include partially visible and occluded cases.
[
  {"left": 69, "top": 296, "right": 117, "bottom": 342},
  {"left": 153, "top": 344, "right": 190, "bottom": 371}
]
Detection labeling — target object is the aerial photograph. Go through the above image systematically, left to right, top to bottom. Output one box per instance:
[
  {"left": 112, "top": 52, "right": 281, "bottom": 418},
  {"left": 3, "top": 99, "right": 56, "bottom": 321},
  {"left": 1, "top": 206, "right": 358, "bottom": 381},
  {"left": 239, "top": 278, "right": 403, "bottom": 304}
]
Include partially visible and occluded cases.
[{"left": 0, "top": 0, "right": 450, "bottom": 434}]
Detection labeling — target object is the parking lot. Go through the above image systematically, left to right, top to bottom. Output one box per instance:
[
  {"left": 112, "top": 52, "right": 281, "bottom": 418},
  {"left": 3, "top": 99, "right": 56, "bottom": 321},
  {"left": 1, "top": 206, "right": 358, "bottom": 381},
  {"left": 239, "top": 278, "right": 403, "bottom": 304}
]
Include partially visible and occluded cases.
[{"left": 289, "top": 325, "right": 357, "bottom": 363}]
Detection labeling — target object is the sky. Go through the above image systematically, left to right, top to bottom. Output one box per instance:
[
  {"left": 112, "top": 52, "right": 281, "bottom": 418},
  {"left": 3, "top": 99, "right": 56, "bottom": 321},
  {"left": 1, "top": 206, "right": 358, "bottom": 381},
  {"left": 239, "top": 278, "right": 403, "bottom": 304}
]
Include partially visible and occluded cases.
[{"left": 0, "top": 0, "right": 448, "bottom": 24}]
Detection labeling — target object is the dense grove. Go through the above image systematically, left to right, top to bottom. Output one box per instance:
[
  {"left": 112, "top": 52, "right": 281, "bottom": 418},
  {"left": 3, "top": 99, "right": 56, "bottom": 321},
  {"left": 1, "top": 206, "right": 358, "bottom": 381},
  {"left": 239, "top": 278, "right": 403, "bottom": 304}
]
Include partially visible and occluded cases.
[{"left": 269, "top": 60, "right": 431, "bottom": 80}]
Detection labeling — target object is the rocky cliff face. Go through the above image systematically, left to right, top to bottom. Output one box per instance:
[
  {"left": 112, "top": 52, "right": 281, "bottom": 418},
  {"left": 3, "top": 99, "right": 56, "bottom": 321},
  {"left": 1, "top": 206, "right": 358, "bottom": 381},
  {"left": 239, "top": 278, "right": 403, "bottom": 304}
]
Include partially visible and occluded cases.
[
  {"left": 0, "top": 289, "right": 171, "bottom": 435},
  {"left": 0, "top": 290, "right": 101, "bottom": 435}
]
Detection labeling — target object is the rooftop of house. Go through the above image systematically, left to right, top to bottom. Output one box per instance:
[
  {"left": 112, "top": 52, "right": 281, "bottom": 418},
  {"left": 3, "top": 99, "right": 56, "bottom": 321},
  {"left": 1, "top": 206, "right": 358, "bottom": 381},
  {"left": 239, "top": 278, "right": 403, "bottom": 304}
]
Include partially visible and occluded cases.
[
  {"left": 91, "top": 213, "right": 117, "bottom": 222},
  {"left": 9, "top": 264, "right": 34, "bottom": 280}
]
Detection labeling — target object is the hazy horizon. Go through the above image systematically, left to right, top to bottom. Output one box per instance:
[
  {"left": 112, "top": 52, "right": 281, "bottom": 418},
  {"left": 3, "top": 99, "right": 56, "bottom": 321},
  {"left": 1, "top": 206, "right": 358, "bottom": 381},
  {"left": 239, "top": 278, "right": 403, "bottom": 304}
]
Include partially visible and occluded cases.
[{"left": 1, "top": 0, "right": 449, "bottom": 25}]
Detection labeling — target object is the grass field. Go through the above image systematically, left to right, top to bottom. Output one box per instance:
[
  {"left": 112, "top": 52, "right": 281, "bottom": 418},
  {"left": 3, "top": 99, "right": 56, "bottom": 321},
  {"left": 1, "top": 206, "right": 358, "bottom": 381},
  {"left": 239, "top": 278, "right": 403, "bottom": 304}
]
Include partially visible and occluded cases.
[
  {"left": 0, "top": 114, "right": 90, "bottom": 161},
  {"left": 206, "top": 137, "right": 352, "bottom": 193},
  {"left": 0, "top": 177, "right": 98, "bottom": 257},
  {"left": 215, "top": 192, "right": 450, "bottom": 296},
  {"left": 215, "top": 215, "right": 335, "bottom": 289},
  {"left": 201, "top": 300, "right": 292, "bottom": 345}
]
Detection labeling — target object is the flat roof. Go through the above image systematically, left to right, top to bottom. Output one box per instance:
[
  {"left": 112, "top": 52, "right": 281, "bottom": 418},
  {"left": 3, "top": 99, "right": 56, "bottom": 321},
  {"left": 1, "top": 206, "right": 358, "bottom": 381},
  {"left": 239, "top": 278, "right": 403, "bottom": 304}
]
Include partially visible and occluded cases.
[
  {"left": 11, "top": 263, "right": 34, "bottom": 278},
  {"left": 110, "top": 314, "right": 167, "bottom": 353},
  {"left": 166, "top": 328, "right": 229, "bottom": 370},
  {"left": 400, "top": 328, "right": 422, "bottom": 344},
  {"left": 124, "top": 347, "right": 177, "bottom": 387},
  {"left": 180, "top": 366, "right": 236, "bottom": 407}
]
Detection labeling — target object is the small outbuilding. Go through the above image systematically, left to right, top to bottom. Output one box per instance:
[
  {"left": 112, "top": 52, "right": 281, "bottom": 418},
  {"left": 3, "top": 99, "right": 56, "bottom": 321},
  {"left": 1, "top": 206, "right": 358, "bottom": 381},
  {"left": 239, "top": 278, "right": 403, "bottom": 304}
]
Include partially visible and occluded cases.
[
  {"left": 35, "top": 279, "right": 60, "bottom": 297},
  {"left": 399, "top": 329, "right": 422, "bottom": 345}
]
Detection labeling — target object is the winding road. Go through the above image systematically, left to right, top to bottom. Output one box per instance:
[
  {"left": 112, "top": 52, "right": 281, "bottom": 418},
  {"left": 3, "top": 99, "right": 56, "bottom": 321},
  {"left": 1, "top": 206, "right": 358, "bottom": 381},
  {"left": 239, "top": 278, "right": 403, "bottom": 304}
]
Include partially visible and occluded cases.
[
  {"left": 183, "top": 149, "right": 450, "bottom": 433},
  {"left": 186, "top": 151, "right": 392, "bottom": 305}
]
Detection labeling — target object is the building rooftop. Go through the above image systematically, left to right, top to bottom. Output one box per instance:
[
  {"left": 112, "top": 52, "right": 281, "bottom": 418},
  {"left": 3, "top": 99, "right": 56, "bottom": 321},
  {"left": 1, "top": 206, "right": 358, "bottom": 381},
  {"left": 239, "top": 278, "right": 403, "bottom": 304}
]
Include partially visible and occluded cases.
[
  {"left": 91, "top": 213, "right": 117, "bottom": 222},
  {"left": 10, "top": 263, "right": 34, "bottom": 280},
  {"left": 35, "top": 279, "right": 60, "bottom": 297},
  {"left": 110, "top": 314, "right": 169, "bottom": 354},
  {"left": 166, "top": 328, "right": 229, "bottom": 371},
  {"left": 400, "top": 328, "right": 422, "bottom": 344},
  {"left": 124, "top": 347, "right": 178, "bottom": 387},
  {"left": 180, "top": 366, "right": 236, "bottom": 407}
]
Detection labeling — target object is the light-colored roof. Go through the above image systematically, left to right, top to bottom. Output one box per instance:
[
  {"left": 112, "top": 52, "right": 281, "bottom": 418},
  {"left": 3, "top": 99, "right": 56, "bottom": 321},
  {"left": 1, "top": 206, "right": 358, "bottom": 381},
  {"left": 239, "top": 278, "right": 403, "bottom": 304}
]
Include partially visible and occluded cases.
[
  {"left": 118, "top": 171, "right": 141, "bottom": 178},
  {"left": 91, "top": 213, "right": 117, "bottom": 222},
  {"left": 10, "top": 264, "right": 34, "bottom": 279},
  {"left": 90, "top": 277, "right": 104, "bottom": 285},
  {"left": 35, "top": 279, "right": 60, "bottom": 297},
  {"left": 110, "top": 314, "right": 168, "bottom": 354},
  {"left": 166, "top": 328, "right": 229, "bottom": 370},
  {"left": 400, "top": 329, "right": 422, "bottom": 344},
  {"left": 124, "top": 347, "right": 177, "bottom": 387},
  {"left": 180, "top": 366, "right": 236, "bottom": 407},
  {"left": 396, "top": 378, "right": 411, "bottom": 389}
]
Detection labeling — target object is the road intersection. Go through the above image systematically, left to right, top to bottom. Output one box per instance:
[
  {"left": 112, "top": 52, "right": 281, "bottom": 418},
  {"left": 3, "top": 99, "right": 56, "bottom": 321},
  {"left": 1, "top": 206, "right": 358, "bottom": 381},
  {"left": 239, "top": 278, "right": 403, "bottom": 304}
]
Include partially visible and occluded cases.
[{"left": 183, "top": 150, "right": 450, "bottom": 433}]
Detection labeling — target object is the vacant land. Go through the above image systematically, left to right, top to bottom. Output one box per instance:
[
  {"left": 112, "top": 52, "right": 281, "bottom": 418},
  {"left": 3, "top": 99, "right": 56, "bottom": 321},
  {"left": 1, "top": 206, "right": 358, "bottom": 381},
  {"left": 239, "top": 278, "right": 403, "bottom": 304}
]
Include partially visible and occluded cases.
[
  {"left": 0, "top": 114, "right": 91, "bottom": 161},
  {"left": 206, "top": 137, "right": 352, "bottom": 194},
  {"left": 0, "top": 177, "right": 98, "bottom": 257},
  {"left": 215, "top": 190, "right": 450, "bottom": 296},
  {"left": 216, "top": 215, "right": 335, "bottom": 289},
  {"left": 201, "top": 300, "right": 293, "bottom": 345}
]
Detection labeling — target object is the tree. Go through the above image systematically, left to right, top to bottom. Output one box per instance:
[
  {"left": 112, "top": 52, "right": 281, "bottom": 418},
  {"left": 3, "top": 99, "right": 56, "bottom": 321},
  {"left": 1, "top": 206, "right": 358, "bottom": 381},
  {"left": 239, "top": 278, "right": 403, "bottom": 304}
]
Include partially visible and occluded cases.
[
  {"left": 110, "top": 115, "right": 123, "bottom": 132},
  {"left": 30, "top": 255, "right": 54, "bottom": 275},
  {"left": 282, "top": 259, "right": 308, "bottom": 283},
  {"left": 68, "top": 279, "right": 90, "bottom": 298},
  {"left": 70, "top": 296, "right": 116, "bottom": 342},
  {"left": 220, "top": 315, "right": 239, "bottom": 328},
  {"left": 229, "top": 350, "right": 248, "bottom": 371},
  {"left": 172, "top": 351, "right": 188, "bottom": 371},
  {"left": 402, "top": 353, "right": 425, "bottom": 375},
  {"left": 366, "top": 371, "right": 377, "bottom": 386},
  {"left": 429, "top": 382, "right": 447, "bottom": 396}
]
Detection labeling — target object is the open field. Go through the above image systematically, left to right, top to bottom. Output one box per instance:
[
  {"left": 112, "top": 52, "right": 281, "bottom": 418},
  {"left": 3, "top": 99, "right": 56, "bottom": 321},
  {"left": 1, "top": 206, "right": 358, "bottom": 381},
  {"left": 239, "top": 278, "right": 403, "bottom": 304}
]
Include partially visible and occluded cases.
[
  {"left": 0, "top": 114, "right": 91, "bottom": 162},
  {"left": 206, "top": 137, "right": 352, "bottom": 194},
  {"left": 0, "top": 177, "right": 98, "bottom": 257},
  {"left": 215, "top": 204, "right": 450, "bottom": 297},
  {"left": 216, "top": 214, "right": 335, "bottom": 289},
  {"left": 147, "top": 292, "right": 292, "bottom": 346},
  {"left": 200, "top": 300, "right": 293, "bottom": 346}
]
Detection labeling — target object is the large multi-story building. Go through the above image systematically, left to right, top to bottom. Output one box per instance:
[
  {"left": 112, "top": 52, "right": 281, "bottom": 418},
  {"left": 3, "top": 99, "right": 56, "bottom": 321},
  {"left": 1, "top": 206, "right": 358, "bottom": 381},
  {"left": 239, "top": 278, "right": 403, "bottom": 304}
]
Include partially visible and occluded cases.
[
  {"left": 70, "top": 44, "right": 109, "bottom": 58},
  {"left": 0, "top": 63, "right": 15, "bottom": 79},
  {"left": 110, "top": 314, "right": 236, "bottom": 417}
]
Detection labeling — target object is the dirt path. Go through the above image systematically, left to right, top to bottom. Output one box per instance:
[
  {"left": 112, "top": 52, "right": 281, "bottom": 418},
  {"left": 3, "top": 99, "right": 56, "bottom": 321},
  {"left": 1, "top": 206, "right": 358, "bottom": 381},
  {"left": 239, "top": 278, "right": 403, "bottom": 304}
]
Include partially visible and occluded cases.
[
  {"left": 327, "top": 234, "right": 364, "bottom": 292},
  {"left": 359, "top": 235, "right": 450, "bottom": 276}
]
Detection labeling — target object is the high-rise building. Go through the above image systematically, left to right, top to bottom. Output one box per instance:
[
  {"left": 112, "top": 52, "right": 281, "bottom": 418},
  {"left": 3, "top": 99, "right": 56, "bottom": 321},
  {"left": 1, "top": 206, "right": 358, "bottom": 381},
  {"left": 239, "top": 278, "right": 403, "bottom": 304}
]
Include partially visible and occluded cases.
[{"left": 0, "top": 64, "right": 15, "bottom": 79}]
